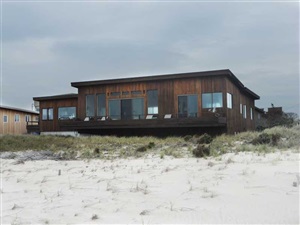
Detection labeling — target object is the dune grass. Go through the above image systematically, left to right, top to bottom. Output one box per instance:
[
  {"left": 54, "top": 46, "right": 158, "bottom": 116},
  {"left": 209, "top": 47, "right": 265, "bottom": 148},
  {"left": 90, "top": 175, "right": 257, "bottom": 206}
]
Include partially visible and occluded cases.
[
  {"left": 1, "top": 125, "right": 299, "bottom": 159},
  {"left": 210, "top": 125, "right": 300, "bottom": 156},
  {"left": 0, "top": 134, "right": 189, "bottom": 159}
]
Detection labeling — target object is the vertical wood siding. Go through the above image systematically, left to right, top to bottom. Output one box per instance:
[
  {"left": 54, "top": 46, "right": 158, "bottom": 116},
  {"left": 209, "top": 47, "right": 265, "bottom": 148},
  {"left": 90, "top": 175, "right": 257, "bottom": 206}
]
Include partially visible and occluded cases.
[
  {"left": 37, "top": 75, "right": 257, "bottom": 134},
  {"left": 225, "top": 77, "right": 255, "bottom": 133},
  {"left": 39, "top": 98, "right": 77, "bottom": 132},
  {"left": 0, "top": 109, "right": 38, "bottom": 135}
]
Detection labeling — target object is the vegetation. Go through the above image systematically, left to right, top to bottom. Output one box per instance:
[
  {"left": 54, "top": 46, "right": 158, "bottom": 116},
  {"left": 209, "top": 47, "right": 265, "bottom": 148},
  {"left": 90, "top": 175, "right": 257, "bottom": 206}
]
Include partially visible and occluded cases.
[
  {"left": 1, "top": 125, "right": 299, "bottom": 160},
  {"left": 209, "top": 125, "right": 300, "bottom": 156}
]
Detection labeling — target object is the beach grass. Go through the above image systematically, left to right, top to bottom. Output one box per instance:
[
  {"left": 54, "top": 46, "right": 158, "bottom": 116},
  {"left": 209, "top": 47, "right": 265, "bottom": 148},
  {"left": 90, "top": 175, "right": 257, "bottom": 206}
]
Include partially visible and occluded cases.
[{"left": 1, "top": 125, "right": 299, "bottom": 159}]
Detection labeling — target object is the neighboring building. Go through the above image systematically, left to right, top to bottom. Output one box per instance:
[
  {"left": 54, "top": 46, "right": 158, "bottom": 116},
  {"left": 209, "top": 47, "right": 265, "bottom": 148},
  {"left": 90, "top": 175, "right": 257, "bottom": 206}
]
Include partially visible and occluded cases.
[
  {"left": 32, "top": 69, "right": 260, "bottom": 136},
  {"left": 32, "top": 94, "right": 78, "bottom": 133},
  {"left": 0, "top": 105, "right": 39, "bottom": 135},
  {"left": 254, "top": 107, "right": 267, "bottom": 130},
  {"left": 266, "top": 107, "right": 285, "bottom": 128}
]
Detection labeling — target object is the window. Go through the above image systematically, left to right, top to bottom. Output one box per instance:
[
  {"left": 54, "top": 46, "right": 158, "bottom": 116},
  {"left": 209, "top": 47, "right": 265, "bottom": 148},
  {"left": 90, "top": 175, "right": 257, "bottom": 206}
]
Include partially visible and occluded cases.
[
  {"left": 131, "top": 90, "right": 142, "bottom": 95},
  {"left": 147, "top": 90, "right": 158, "bottom": 114},
  {"left": 122, "top": 91, "right": 129, "bottom": 96},
  {"left": 111, "top": 92, "right": 120, "bottom": 97},
  {"left": 202, "top": 93, "right": 223, "bottom": 109},
  {"left": 227, "top": 93, "right": 233, "bottom": 109},
  {"left": 97, "top": 94, "right": 106, "bottom": 117},
  {"left": 86, "top": 95, "right": 95, "bottom": 117},
  {"left": 178, "top": 95, "right": 198, "bottom": 118},
  {"left": 131, "top": 98, "right": 144, "bottom": 119},
  {"left": 109, "top": 99, "right": 121, "bottom": 120},
  {"left": 240, "top": 104, "right": 243, "bottom": 114},
  {"left": 243, "top": 105, "right": 247, "bottom": 119},
  {"left": 58, "top": 107, "right": 76, "bottom": 120},
  {"left": 42, "top": 108, "right": 53, "bottom": 120},
  {"left": 48, "top": 108, "right": 53, "bottom": 120},
  {"left": 250, "top": 108, "right": 253, "bottom": 120},
  {"left": 42, "top": 109, "right": 48, "bottom": 120},
  {"left": 258, "top": 113, "right": 261, "bottom": 120},
  {"left": 14, "top": 114, "right": 20, "bottom": 122},
  {"left": 3, "top": 115, "right": 8, "bottom": 123},
  {"left": 25, "top": 115, "right": 30, "bottom": 122}
]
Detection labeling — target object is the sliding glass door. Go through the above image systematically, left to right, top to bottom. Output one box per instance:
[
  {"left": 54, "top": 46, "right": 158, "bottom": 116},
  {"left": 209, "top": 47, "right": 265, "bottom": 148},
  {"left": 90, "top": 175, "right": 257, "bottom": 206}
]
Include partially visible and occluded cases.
[
  {"left": 178, "top": 95, "right": 198, "bottom": 118},
  {"left": 109, "top": 98, "right": 144, "bottom": 120}
]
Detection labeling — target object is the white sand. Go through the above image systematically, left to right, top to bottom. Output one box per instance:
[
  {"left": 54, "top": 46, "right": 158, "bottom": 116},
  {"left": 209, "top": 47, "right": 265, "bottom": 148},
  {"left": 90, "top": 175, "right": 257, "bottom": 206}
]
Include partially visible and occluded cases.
[{"left": 1, "top": 150, "right": 299, "bottom": 224}]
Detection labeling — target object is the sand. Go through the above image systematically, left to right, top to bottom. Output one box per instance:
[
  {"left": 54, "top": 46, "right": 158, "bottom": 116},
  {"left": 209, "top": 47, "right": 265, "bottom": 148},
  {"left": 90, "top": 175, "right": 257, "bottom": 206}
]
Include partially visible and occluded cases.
[{"left": 1, "top": 150, "right": 299, "bottom": 224}]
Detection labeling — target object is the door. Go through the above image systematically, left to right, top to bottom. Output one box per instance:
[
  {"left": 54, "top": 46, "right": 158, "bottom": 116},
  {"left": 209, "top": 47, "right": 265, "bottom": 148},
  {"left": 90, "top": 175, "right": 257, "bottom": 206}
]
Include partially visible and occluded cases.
[
  {"left": 178, "top": 95, "right": 198, "bottom": 118},
  {"left": 178, "top": 96, "right": 188, "bottom": 118},
  {"left": 121, "top": 99, "right": 132, "bottom": 120}
]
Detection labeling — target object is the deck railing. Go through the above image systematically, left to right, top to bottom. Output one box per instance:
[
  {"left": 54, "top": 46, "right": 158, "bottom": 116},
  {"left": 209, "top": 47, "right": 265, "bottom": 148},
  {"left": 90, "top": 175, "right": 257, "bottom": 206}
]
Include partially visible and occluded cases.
[
  {"left": 73, "top": 112, "right": 224, "bottom": 121},
  {"left": 58, "top": 113, "right": 226, "bottom": 131},
  {"left": 26, "top": 120, "right": 39, "bottom": 126},
  {"left": 26, "top": 120, "right": 40, "bottom": 133}
]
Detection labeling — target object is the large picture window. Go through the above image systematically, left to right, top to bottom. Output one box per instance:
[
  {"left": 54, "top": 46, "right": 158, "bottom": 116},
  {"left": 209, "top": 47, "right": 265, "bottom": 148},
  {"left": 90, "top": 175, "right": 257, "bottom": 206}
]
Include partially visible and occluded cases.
[
  {"left": 147, "top": 90, "right": 158, "bottom": 114},
  {"left": 202, "top": 93, "right": 223, "bottom": 109},
  {"left": 97, "top": 94, "right": 106, "bottom": 117},
  {"left": 86, "top": 95, "right": 95, "bottom": 117},
  {"left": 178, "top": 95, "right": 198, "bottom": 118},
  {"left": 131, "top": 98, "right": 144, "bottom": 119},
  {"left": 109, "top": 100, "right": 121, "bottom": 120},
  {"left": 58, "top": 107, "right": 76, "bottom": 120}
]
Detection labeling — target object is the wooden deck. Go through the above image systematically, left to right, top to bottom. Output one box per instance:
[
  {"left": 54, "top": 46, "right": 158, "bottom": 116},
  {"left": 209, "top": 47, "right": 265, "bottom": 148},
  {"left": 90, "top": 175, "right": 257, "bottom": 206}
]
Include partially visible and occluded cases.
[
  {"left": 58, "top": 116, "right": 227, "bottom": 131},
  {"left": 26, "top": 121, "right": 40, "bottom": 134}
]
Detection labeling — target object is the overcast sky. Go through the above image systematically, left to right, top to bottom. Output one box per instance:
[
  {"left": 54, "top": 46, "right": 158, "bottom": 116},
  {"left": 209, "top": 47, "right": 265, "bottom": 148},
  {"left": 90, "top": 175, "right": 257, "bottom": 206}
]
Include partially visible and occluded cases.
[{"left": 1, "top": 1, "right": 299, "bottom": 114}]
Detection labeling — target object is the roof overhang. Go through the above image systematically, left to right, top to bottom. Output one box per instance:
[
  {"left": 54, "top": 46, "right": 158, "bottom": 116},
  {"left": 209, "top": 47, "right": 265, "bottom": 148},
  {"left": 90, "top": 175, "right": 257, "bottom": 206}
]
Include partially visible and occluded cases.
[
  {"left": 33, "top": 93, "right": 78, "bottom": 101},
  {"left": 0, "top": 105, "right": 39, "bottom": 115}
]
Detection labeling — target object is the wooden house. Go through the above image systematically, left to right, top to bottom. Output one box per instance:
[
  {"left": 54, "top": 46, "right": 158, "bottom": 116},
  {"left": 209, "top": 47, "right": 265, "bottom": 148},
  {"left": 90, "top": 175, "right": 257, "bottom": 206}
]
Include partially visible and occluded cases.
[
  {"left": 32, "top": 69, "right": 260, "bottom": 136},
  {"left": 32, "top": 94, "right": 78, "bottom": 133},
  {"left": 0, "top": 105, "right": 39, "bottom": 135}
]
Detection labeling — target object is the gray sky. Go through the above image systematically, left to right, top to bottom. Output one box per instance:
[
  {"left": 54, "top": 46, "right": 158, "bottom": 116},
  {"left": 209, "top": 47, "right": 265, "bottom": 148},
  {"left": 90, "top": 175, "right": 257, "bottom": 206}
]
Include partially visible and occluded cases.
[{"left": 1, "top": 1, "right": 299, "bottom": 114}]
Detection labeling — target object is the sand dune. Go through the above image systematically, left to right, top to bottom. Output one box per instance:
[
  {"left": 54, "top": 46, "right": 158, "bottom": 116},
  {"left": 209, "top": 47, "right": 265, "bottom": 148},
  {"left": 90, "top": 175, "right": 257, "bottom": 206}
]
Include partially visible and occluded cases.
[{"left": 1, "top": 150, "right": 299, "bottom": 224}]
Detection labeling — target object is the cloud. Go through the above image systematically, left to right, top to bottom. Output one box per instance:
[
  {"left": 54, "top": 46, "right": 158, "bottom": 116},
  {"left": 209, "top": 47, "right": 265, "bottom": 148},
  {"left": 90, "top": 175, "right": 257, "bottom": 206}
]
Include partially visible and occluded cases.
[{"left": 1, "top": 2, "right": 299, "bottom": 114}]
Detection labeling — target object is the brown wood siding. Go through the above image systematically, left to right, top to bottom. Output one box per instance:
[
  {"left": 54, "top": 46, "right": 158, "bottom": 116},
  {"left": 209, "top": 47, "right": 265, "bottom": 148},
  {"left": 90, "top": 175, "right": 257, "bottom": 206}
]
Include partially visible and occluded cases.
[
  {"left": 36, "top": 74, "right": 258, "bottom": 134},
  {"left": 77, "top": 76, "right": 228, "bottom": 120},
  {"left": 225, "top": 77, "right": 255, "bottom": 133},
  {"left": 77, "top": 81, "right": 175, "bottom": 119},
  {"left": 39, "top": 98, "right": 77, "bottom": 132},
  {"left": 0, "top": 109, "right": 38, "bottom": 135}
]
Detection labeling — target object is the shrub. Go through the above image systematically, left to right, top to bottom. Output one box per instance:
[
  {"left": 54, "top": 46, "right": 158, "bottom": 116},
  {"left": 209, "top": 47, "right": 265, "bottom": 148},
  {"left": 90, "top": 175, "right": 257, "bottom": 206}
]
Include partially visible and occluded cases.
[
  {"left": 197, "top": 133, "right": 213, "bottom": 144},
  {"left": 252, "top": 133, "right": 280, "bottom": 146},
  {"left": 147, "top": 142, "right": 155, "bottom": 149},
  {"left": 192, "top": 144, "right": 210, "bottom": 157},
  {"left": 94, "top": 148, "right": 100, "bottom": 154}
]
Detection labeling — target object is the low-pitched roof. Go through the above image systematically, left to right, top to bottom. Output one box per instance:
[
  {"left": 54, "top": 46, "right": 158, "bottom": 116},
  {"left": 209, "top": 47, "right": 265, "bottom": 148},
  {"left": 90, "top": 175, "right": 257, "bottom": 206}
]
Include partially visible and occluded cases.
[
  {"left": 71, "top": 69, "right": 259, "bottom": 100},
  {"left": 33, "top": 93, "right": 78, "bottom": 101},
  {"left": 0, "top": 105, "right": 39, "bottom": 115}
]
